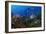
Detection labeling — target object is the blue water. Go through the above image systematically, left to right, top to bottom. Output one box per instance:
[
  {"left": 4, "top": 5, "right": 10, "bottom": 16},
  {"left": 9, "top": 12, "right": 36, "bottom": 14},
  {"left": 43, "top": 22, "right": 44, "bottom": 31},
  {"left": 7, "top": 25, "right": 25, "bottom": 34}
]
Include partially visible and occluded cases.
[{"left": 11, "top": 5, "right": 41, "bottom": 16}]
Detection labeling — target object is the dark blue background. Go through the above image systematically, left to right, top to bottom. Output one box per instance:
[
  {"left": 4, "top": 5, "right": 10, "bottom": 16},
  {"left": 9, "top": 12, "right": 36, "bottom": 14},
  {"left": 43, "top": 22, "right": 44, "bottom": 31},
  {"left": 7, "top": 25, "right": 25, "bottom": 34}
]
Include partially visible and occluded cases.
[{"left": 11, "top": 5, "right": 41, "bottom": 16}]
